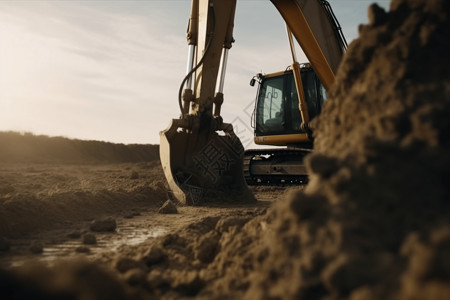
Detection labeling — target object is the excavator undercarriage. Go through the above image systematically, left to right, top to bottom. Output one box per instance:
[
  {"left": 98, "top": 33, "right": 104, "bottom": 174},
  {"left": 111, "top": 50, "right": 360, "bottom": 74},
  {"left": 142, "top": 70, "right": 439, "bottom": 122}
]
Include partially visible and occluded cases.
[{"left": 244, "top": 148, "right": 311, "bottom": 185}]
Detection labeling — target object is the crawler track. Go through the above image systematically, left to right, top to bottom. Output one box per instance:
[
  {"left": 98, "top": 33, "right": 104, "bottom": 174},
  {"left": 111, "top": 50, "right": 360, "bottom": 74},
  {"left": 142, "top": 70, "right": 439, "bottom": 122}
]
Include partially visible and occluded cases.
[{"left": 244, "top": 148, "right": 312, "bottom": 185}]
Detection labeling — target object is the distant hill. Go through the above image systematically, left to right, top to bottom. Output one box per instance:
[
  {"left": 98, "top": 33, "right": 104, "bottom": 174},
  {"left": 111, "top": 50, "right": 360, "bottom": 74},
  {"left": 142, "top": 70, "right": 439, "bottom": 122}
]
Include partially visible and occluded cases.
[{"left": 0, "top": 131, "right": 159, "bottom": 164}]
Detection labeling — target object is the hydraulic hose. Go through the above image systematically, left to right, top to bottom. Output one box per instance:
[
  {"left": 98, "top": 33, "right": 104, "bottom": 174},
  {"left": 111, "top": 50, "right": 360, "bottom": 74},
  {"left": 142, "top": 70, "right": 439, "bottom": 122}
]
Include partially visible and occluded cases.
[{"left": 178, "top": 3, "right": 216, "bottom": 115}]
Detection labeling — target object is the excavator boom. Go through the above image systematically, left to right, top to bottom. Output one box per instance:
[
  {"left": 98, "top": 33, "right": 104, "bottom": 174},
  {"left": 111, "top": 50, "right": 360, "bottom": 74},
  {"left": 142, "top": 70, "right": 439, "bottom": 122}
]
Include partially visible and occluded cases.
[
  {"left": 160, "top": 0, "right": 346, "bottom": 203},
  {"left": 273, "top": 0, "right": 346, "bottom": 76}
]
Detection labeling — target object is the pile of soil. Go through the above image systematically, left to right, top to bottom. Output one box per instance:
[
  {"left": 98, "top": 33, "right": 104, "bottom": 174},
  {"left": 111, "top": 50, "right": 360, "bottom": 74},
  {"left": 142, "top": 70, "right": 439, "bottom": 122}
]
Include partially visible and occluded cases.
[
  {"left": 1, "top": 0, "right": 449, "bottom": 299},
  {"left": 197, "top": 0, "right": 449, "bottom": 298},
  {"left": 190, "top": 1, "right": 449, "bottom": 298}
]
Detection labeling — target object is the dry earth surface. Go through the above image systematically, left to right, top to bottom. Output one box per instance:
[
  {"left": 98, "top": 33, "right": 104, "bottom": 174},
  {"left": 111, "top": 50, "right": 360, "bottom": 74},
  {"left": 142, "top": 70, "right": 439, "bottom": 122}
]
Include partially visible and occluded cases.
[
  {"left": 1, "top": 0, "right": 450, "bottom": 299},
  {"left": 0, "top": 160, "right": 281, "bottom": 267}
]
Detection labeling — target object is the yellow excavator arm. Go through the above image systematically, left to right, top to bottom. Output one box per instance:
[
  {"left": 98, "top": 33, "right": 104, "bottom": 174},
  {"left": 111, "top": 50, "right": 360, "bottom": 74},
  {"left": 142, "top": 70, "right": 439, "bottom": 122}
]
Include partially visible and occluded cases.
[
  {"left": 160, "top": 0, "right": 346, "bottom": 204},
  {"left": 273, "top": 0, "right": 341, "bottom": 90}
]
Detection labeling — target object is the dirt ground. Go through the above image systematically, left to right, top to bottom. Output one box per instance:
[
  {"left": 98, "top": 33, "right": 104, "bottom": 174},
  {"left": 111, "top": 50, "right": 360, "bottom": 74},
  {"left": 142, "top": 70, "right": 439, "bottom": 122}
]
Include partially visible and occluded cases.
[
  {"left": 1, "top": 0, "right": 450, "bottom": 299},
  {"left": 0, "top": 160, "right": 287, "bottom": 299},
  {"left": 0, "top": 161, "right": 281, "bottom": 269}
]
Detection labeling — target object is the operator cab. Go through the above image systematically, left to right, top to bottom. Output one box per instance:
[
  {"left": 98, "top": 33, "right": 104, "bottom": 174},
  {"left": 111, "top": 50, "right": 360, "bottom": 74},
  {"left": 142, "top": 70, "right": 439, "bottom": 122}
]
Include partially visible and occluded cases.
[{"left": 251, "top": 64, "right": 327, "bottom": 138}]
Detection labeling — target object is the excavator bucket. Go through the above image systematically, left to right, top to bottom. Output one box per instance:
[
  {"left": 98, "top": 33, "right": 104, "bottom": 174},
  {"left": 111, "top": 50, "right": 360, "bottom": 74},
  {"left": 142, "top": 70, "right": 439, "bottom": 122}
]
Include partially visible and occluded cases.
[
  {"left": 160, "top": 0, "right": 252, "bottom": 205},
  {"left": 160, "top": 120, "right": 252, "bottom": 205}
]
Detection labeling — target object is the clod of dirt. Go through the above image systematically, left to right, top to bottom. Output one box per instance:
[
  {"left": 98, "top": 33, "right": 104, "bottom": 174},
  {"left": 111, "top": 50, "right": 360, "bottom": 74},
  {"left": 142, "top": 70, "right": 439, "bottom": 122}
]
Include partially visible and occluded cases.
[
  {"left": 158, "top": 200, "right": 178, "bottom": 214},
  {"left": 124, "top": 210, "right": 141, "bottom": 219},
  {"left": 89, "top": 217, "right": 117, "bottom": 232},
  {"left": 67, "top": 231, "right": 82, "bottom": 239},
  {"left": 194, "top": 231, "right": 220, "bottom": 264},
  {"left": 82, "top": 233, "right": 97, "bottom": 245},
  {"left": 0, "top": 237, "right": 10, "bottom": 252},
  {"left": 29, "top": 242, "right": 43, "bottom": 254},
  {"left": 142, "top": 245, "right": 166, "bottom": 266},
  {"left": 75, "top": 246, "right": 90, "bottom": 253},
  {"left": 115, "top": 258, "right": 147, "bottom": 274},
  {"left": 123, "top": 269, "right": 147, "bottom": 287},
  {"left": 171, "top": 270, "right": 204, "bottom": 296}
]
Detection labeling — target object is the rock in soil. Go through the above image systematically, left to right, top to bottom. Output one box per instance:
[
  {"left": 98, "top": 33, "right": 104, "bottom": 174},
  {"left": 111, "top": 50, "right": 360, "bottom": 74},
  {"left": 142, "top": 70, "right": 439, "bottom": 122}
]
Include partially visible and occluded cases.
[
  {"left": 158, "top": 200, "right": 178, "bottom": 214},
  {"left": 124, "top": 210, "right": 141, "bottom": 219},
  {"left": 89, "top": 217, "right": 117, "bottom": 232},
  {"left": 82, "top": 233, "right": 97, "bottom": 245},
  {"left": 115, "top": 258, "right": 147, "bottom": 274}
]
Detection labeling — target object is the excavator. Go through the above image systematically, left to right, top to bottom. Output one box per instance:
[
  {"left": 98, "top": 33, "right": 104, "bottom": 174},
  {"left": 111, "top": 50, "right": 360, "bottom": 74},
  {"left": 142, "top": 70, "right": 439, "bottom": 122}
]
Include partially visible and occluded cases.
[{"left": 160, "top": 0, "right": 346, "bottom": 204}]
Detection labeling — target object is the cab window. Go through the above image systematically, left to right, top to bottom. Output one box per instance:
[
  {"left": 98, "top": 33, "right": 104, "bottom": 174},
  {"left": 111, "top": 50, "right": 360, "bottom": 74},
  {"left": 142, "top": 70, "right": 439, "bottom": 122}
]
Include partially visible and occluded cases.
[{"left": 256, "top": 76, "right": 285, "bottom": 133}]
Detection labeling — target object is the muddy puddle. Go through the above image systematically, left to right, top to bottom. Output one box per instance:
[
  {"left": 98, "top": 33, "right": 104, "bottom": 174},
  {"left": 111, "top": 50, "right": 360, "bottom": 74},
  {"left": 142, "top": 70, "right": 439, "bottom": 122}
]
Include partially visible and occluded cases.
[{"left": 0, "top": 210, "right": 168, "bottom": 268}]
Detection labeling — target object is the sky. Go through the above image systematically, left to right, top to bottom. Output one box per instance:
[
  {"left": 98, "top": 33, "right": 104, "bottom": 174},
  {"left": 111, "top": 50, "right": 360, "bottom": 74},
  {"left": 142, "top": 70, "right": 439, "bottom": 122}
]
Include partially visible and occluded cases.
[{"left": 0, "top": 0, "right": 390, "bottom": 146}]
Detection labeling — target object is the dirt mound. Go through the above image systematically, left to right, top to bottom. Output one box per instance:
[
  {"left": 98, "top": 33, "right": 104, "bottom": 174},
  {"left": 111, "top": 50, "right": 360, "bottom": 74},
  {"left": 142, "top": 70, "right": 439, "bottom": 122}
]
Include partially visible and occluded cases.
[
  {"left": 196, "top": 0, "right": 449, "bottom": 298},
  {"left": 0, "top": 131, "right": 159, "bottom": 164}
]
